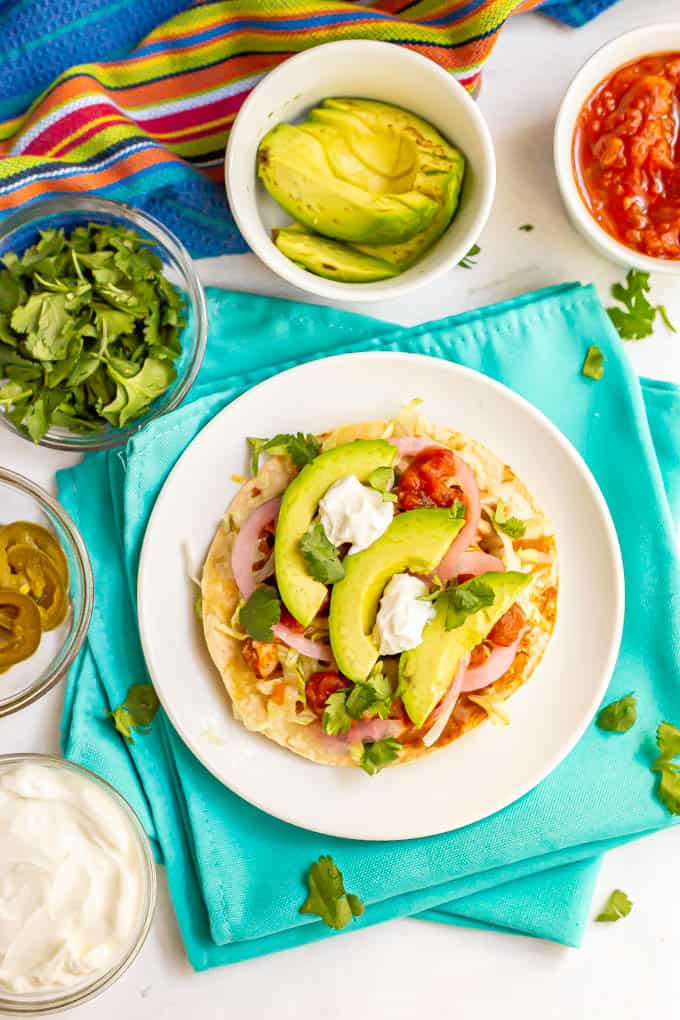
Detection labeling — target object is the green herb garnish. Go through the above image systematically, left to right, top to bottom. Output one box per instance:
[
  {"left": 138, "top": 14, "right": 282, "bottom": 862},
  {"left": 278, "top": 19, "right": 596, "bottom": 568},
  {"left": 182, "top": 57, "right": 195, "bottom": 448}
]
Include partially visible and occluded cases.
[
  {"left": 0, "top": 224, "right": 185, "bottom": 442},
  {"left": 518, "top": 224, "right": 534, "bottom": 232},
  {"left": 458, "top": 244, "right": 481, "bottom": 269},
  {"left": 606, "top": 269, "right": 676, "bottom": 341},
  {"left": 657, "top": 304, "right": 677, "bottom": 333},
  {"left": 582, "top": 344, "right": 605, "bottom": 380},
  {"left": 247, "top": 432, "right": 320, "bottom": 473},
  {"left": 450, "top": 498, "right": 467, "bottom": 520},
  {"left": 493, "top": 498, "right": 526, "bottom": 538},
  {"left": 300, "top": 524, "right": 344, "bottom": 584},
  {"left": 436, "top": 576, "right": 495, "bottom": 631},
  {"left": 239, "top": 585, "right": 281, "bottom": 641},
  {"left": 107, "top": 683, "right": 160, "bottom": 744},
  {"left": 322, "top": 690, "right": 352, "bottom": 736},
  {"left": 596, "top": 693, "right": 636, "bottom": 733},
  {"left": 651, "top": 721, "right": 680, "bottom": 815},
  {"left": 360, "top": 738, "right": 402, "bottom": 775},
  {"left": 300, "top": 855, "right": 364, "bottom": 930},
  {"left": 595, "top": 889, "right": 633, "bottom": 923}
]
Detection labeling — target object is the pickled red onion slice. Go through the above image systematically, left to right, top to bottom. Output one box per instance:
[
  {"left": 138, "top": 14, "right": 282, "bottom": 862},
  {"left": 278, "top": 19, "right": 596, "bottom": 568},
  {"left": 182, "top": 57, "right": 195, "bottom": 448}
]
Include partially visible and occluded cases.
[
  {"left": 387, "top": 436, "right": 443, "bottom": 457},
  {"left": 436, "top": 453, "right": 481, "bottom": 579},
  {"left": 231, "top": 497, "right": 281, "bottom": 600},
  {"left": 444, "top": 549, "right": 505, "bottom": 582},
  {"left": 272, "top": 624, "right": 333, "bottom": 663},
  {"left": 461, "top": 639, "right": 520, "bottom": 693},
  {"left": 422, "top": 655, "right": 468, "bottom": 747},
  {"left": 318, "top": 716, "right": 403, "bottom": 752}
]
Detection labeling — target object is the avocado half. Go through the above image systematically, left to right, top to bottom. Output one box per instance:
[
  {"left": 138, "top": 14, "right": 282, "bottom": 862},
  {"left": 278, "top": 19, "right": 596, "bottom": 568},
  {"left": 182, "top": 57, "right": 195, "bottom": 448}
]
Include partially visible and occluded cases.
[
  {"left": 259, "top": 97, "right": 466, "bottom": 278},
  {"left": 275, "top": 439, "right": 396, "bottom": 627},
  {"left": 328, "top": 509, "right": 465, "bottom": 683},
  {"left": 400, "top": 571, "right": 530, "bottom": 728}
]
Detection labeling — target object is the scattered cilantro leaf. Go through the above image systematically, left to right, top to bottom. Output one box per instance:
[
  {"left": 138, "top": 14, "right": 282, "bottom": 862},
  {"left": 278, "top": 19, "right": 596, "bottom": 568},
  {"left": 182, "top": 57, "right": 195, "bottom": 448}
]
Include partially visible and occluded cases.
[
  {"left": 0, "top": 223, "right": 185, "bottom": 441},
  {"left": 518, "top": 224, "right": 534, "bottom": 232},
  {"left": 458, "top": 244, "right": 481, "bottom": 269},
  {"left": 606, "top": 269, "right": 674, "bottom": 341},
  {"left": 582, "top": 344, "right": 605, "bottom": 381},
  {"left": 247, "top": 437, "right": 267, "bottom": 475},
  {"left": 368, "top": 466, "right": 395, "bottom": 493},
  {"left": 450, "top": 498, "right": 467, "bottom": 520},
  {"left": 493, "top": 498, "right": 526, "bottom": 538},
  {"left": 300, "top": 524, "right": 344, "bottom": 584},
  {"left": 436, "top": 576, "right": 495, "bottom": 631},
  {"left": 239, "top": 585, "right": 281, "bottom": 641},
  {"left": 346, "top": 664, "right": 394, "bottom": 721},
  {"left": 107, "top": 683, "right": 160, "bottom": 744},
  {"left": 322, "top": 690, "right": 352, "bottom": 736},
  {"left": 596, "top": 693, "right": 637, "bottom": 733},
  {"left": 651, "top": 721, "right": 680, "bottom": 815},
  {"left": 360, "top": 738, "right": 401, "bottom": 775},
  {"left": 300, "top": 855, "right": 364, "bottom": 930},
  {"left": 595, "top": 889, "right": 633, "bottom": 923}
]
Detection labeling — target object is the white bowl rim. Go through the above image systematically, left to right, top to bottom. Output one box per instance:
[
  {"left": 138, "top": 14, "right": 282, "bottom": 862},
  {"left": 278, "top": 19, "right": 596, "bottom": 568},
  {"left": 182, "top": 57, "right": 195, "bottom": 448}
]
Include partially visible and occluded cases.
[
  {"left": 554, "top": 22, "right": 680, "bottom": 275},
  {"left": 225, "top": 39, "right": 496, "bottom": 301}
]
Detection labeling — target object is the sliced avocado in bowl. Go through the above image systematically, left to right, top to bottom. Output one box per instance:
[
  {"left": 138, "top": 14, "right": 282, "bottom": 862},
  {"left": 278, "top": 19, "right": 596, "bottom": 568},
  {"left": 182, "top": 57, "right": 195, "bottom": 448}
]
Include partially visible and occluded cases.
[
  {"left": 257, "top": 123, "right": 438, "bottom": 245},
  {"left": 273, "top": 226, "right": 399, "bottom": 283},
  {"left": 275, "top": 439, "right": 396, "bottom": 627},
  {"left": 329, "top": 509, "right": 465, "bottom": 683},
  {"left": 399, "top": 571, "right": 530, "bottom": 728}
]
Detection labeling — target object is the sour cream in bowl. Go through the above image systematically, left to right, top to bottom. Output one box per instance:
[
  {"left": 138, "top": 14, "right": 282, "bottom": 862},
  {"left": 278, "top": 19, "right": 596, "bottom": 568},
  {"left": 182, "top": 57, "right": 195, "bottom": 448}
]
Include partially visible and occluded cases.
[{"left": 0, "top": 755, "right": 156, "bottom": 1015}]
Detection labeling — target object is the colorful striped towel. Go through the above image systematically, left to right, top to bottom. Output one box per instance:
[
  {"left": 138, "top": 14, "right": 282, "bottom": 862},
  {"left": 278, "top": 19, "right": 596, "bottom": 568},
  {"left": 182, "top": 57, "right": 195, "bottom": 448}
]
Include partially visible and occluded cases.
[{"left": 0, "top": 0, "right": 619, "bottom": 258}]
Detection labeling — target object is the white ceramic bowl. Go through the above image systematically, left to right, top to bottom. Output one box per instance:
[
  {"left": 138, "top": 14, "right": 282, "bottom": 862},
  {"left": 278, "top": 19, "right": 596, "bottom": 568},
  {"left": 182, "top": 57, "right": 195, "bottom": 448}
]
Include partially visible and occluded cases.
[
  {"left": 554, "top": 23, "right": 680, "bottom": 274},
  {"left": 225, "top": 40, "right": 495, "bottom": 302}
]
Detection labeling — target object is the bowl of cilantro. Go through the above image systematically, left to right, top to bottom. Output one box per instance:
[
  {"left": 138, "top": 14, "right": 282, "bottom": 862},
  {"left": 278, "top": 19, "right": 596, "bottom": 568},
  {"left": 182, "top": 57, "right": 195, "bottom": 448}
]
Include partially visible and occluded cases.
[{"left": 0, "top": 195, "right": 207, "bottom": 449}]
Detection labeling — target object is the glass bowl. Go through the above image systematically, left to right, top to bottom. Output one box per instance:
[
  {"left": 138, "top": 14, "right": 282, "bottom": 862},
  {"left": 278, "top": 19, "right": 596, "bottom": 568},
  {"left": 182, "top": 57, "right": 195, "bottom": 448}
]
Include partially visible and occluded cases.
[
  {"left": 0, "top": 195, "right": 208, "bottom": 450},
  {"left": 0, "top": 468, "right": 93, "bottom": 716},
  {"left": 0, "top": 754, "right": 157, "bottom": 1014}
]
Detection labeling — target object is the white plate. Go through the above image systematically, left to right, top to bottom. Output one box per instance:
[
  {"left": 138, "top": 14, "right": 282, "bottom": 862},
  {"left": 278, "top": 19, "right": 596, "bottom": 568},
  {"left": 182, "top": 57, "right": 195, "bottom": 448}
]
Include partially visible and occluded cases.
[{"left": 138, "top": 353, "right": 624, "bottom": 841}]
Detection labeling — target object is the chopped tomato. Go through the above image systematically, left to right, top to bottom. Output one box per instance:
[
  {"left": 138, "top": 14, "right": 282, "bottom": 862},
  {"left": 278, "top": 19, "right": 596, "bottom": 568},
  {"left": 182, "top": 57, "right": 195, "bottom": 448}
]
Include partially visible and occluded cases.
[
  {"left": 574, "top": 52, "right": 680, "bottom": 259},
  {"left": 397, "top": 447, "right": 465, "bottom": 511},
  {"left": 488, "top": 603, "right": 526, "bottom": 646},
  {"left": 279, "top": 608, "right": 304, "bottom": 633},
  {"left": 242, "top": 638, "right": 280, "bottom": 678},
  {"left": 305, "top": 671, "right": 347, "bottom": 716}
]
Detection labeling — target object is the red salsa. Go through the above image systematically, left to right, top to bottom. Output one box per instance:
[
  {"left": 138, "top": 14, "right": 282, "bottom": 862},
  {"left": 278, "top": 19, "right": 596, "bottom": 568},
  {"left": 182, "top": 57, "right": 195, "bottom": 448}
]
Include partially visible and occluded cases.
[{"left": 573, "top": 52, "right": 680, "bottom": 260}]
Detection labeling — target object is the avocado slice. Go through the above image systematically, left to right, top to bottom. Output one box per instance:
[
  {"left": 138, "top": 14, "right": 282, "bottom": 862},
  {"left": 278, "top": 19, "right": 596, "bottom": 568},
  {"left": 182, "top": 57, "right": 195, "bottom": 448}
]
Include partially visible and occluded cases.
[
  {"left": 257, "top": 123, "right": 438, "bottom": 245},
  {"left": 273, "top": 226, "right": 399, "bottom": 283},
  {"left": 275, "top": 439, "right": 396, "bottom": 627},
  {"left": 329, "top": 509, "right": 465, "bottom": 683},
  {"left": 399, "top": 571, "right": 530, "bottom": 728}
]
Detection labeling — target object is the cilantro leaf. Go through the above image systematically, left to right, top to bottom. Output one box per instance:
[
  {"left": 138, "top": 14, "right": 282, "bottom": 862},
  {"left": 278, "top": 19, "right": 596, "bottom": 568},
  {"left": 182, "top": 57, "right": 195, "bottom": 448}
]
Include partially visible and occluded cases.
[
  {"left": 518, "top": 224, "right": 534, "bottom": 232},
  {"left": 458, "top": 244, "right": 481, "bottom": 269},
  {"left": 606, "top": 269, "right": 674, "bottom": 341},
  {"left": 582, "top": 344, "right": 605, "bottom": 381},
  {"left": 261, "top": 432, "right": 320, "bottom": 469},
  {"left": 247, "top": 437, "right": 268, "bottom": 474},
  {"left": 368, "top": 466, "right": 395, "bottom": 493},
  {"left": 450, "top": 498, "right": 467, "bottom": 520},
  {"left": 493, "top": 498, "right": 526, "bottom": 538},
  {"left": 300, "top": 524, "right": 345, "bottom": 584},
  {"left": 438, "top": 576, "right": 495, "bottom": 631},
  {"left": 239, "top": 585, "right": 281, "bottom": 641},
  {"left": 345, "top": 664, "right": 394, "bottom": 721},
  {"left": 107, "top": 683, "right": 160, "bottom": 744},
  {"left": 322, "top": 690, "right": 352, "bottom": 736},
  {"left": 596, "top": 693, "right": 637, "bottom": 733},
  {"left": 651, "top": 721, "right": 680, "bottom": 815},
  {"left": 360, "top": 738, "right": 401, "bottom": 775},
  {"left": 300, "top": 855, "right": 364, "bottom": 930},
  {"left": 595, "top": 889, "right": 633, "bottom": 923}
]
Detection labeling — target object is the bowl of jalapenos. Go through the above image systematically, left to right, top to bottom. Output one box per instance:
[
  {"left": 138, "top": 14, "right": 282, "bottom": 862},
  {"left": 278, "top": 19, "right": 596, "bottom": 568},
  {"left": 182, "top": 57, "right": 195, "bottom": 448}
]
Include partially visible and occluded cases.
[{"left": 0, "top": 467, "right": 93, "bottom": 716}]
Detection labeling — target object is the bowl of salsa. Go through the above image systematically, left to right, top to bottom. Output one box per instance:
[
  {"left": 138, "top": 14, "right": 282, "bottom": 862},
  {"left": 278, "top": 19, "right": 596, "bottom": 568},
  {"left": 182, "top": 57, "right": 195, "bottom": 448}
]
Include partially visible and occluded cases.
[{"left": 555, "top": 23, "right": 680, "bottom": 274}]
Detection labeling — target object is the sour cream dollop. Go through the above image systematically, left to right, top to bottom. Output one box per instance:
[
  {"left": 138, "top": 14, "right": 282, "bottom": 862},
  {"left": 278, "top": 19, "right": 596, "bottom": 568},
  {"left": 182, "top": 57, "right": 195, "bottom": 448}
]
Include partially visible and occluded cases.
[
  {"left": 319, "top": 475, "right": 393, "bottom": 555},
  {"left": 375, "top": 573, "right": 435, "bottom": 655},
  {"left": 0, "top": 762, "right": 146, "bottom": 995}
]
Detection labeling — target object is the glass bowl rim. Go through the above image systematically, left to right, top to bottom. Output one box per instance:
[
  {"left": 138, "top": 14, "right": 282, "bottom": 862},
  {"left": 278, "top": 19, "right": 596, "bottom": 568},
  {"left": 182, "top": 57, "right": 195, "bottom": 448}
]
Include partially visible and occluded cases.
[
  {"left": 0, "top": 194, "right": 208, "bottom": 451},
  {"left": 0, "top": 467, "right": 94, "bottom": 717},
  {"left": 0, "top": 752, "right": 157, "bottom": 1014}
]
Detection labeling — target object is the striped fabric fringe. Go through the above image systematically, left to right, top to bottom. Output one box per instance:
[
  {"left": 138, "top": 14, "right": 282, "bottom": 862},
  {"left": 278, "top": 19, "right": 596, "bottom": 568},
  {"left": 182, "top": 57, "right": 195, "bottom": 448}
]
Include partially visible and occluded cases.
[{"left": 0, "top": 0, "right": 545, "bottom": 256}]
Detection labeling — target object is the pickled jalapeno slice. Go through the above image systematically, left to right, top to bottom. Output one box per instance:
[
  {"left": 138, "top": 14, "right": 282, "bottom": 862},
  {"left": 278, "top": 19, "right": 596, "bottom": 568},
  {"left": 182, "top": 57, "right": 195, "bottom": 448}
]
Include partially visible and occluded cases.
[{"left": 0, "top": 589, "right": 41, "bottom": 671}]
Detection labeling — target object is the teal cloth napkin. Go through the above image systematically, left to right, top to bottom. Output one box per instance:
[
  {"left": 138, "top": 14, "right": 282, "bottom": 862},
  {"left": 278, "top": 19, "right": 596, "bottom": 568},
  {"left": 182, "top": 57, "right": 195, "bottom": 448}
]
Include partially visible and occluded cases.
[{"left": 58, "top": 283, "right": 680, "bottom": 967}]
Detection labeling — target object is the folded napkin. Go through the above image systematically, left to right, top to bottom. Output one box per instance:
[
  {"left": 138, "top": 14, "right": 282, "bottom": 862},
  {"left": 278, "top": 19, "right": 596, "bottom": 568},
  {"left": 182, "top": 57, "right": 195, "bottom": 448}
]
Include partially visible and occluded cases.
[
  {"left": 0, "top": 0, "right": 618, "bottom": 257},
  {"left": 58, "top": 282, "right": 680, "bottom": 968}
]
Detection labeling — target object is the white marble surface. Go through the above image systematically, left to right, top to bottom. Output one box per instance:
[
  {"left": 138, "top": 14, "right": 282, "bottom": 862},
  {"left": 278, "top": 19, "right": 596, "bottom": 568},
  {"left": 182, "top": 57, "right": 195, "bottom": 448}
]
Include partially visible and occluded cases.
[{"left": 1, "top": 0, "right": 679, "bottom": 1016}]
